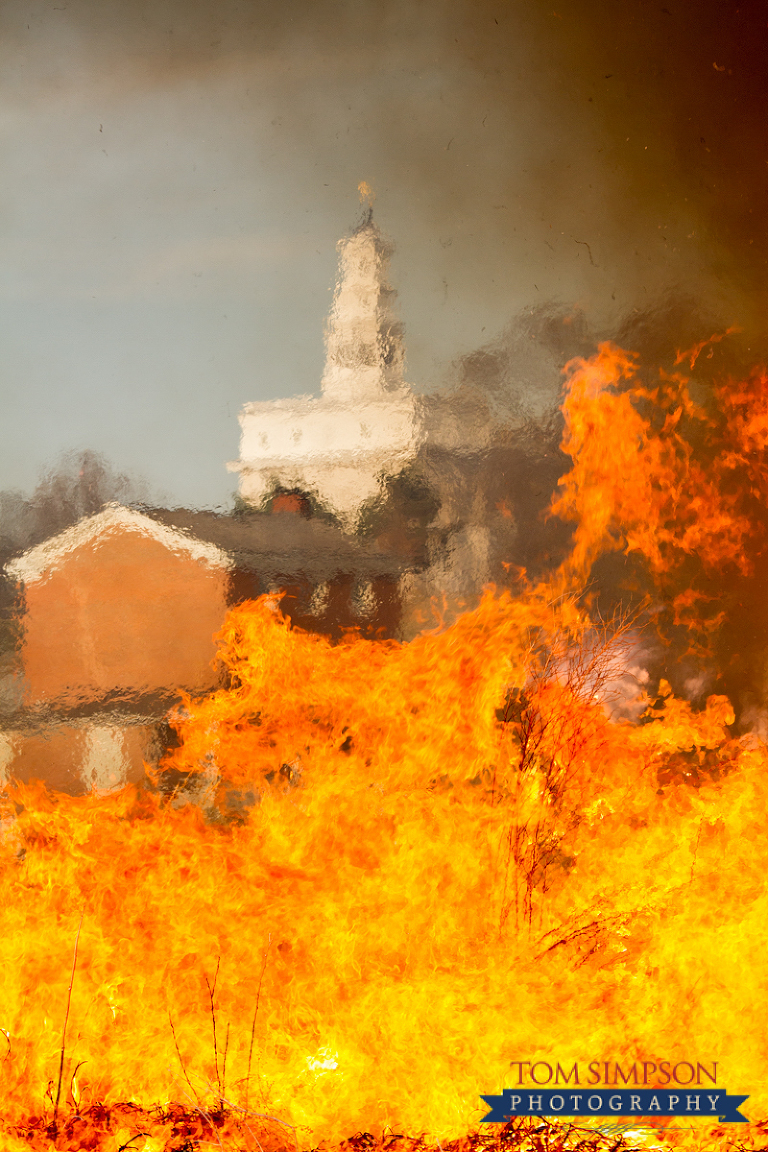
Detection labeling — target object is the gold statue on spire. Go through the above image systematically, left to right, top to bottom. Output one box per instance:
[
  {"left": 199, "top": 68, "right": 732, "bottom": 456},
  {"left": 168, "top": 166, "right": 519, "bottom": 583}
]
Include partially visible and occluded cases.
[{"left": 357, "top": 181, "right": 375, "bottom": 208}]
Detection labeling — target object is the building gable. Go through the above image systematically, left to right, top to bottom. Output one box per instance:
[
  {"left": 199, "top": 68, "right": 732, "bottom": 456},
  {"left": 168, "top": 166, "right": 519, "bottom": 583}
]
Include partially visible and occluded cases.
[{"left": 5, "top": 505, "right": 232, "bottom": 707}]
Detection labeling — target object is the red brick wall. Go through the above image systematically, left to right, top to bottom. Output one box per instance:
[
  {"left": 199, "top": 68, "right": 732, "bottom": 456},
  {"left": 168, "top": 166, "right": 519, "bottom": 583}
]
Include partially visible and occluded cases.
[{"left": 19, "top": 531, "right": 229, "bottom": 705}]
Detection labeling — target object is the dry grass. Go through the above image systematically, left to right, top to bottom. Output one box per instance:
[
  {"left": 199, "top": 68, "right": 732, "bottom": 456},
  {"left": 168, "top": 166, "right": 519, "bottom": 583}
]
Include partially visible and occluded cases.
[{"left": 7, "top": 1108, "right": 763, "bottom": 1152}]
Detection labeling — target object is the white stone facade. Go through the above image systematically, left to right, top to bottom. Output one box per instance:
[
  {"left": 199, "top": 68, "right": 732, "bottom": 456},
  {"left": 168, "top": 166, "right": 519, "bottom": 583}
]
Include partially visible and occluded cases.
[
  {"left": 228, "top": 209, "right": 530, "bottom": 635},
  {"left": 229, "top": 211, "right": 425, "bottom": 526}
]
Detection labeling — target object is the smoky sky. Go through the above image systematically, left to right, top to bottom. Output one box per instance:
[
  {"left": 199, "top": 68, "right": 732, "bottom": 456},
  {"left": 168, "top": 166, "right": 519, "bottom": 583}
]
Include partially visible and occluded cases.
[{"left": 0, "top": 0, "right": 765, "bottom": 508}]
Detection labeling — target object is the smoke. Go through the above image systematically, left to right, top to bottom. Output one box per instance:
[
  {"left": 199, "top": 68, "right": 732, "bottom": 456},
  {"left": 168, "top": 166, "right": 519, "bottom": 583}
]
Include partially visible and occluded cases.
[
  {"left": 0, "top": 0, "right": 765, "bottom": 503},
  {"left": 0, "top": 0, "right": 764, "bottom": 410},
  {"left": 1, "top": 0, "right": 766, "bottom": 670}
]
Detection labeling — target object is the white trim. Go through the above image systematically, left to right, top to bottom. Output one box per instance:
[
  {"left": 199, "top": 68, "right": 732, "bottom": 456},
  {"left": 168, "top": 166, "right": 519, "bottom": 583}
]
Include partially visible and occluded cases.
[{"left": 5, "top": 504, "right": 232, "bottom": 584}]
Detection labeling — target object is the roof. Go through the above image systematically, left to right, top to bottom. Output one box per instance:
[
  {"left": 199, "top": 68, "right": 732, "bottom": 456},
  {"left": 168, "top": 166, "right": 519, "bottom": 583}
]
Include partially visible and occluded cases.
[
  {"left": 3, "top": 500, "right": 414, "bottom": 589},
  {"left": 5, "top": 504, "right": 232, "bottom": 584},
  {"left": 146, "top": 507, "right": 409, "bottom": 580}
]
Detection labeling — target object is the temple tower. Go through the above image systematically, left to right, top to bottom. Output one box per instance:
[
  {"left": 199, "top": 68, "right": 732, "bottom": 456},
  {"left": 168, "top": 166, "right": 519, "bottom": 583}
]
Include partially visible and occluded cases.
[
  {"left": 229, "top": 205, "right": 423, "bottom": 527},
  {"left": 321, "top": 207, "right": 407, "bottom": 402}
]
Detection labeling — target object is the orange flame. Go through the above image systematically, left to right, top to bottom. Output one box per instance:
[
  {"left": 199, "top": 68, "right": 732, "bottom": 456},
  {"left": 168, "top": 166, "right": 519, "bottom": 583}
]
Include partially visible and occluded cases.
[
  {"left": 3, "top": 342, "right": 768, "bottom": 1148},
  {"left": 552, "top": 342, "right": 752, "bottom": 585}
]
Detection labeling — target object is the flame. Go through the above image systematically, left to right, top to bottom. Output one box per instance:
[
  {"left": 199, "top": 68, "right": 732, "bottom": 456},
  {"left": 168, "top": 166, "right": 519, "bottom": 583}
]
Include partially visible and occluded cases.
[
  {"left": 4, "top": 342, "right": 768, "bottom": 1147},
  {"left": 551, "top": 342, "right": 752, "bottom": 585}
]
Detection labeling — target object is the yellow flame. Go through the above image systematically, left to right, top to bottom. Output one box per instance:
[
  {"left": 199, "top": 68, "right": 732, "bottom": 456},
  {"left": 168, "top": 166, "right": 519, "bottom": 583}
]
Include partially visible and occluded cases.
[{"left": 4, "top": 341, "right": 768, "bottom": 1147}]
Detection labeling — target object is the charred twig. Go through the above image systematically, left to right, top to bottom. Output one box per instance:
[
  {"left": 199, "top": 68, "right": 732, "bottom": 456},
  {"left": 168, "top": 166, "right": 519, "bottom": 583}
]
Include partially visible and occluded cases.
[
  {"left": 496, "top": 607, "right": 645, "bottom": 935},
  {"left": 690, "top": 818, "right": 703, "bottom": 884},
  {"left": 52, "top": 909, "right": 85, "bottom": 1137},
  {"left": 538, "top": 914, "right": 612, "bottom": 954},
  {"left": 245, "top": 935, "right": 271, "bottom": 1113},
  {"left": 204, "top": 956, "right": 223, "bottom": 1111},
  {"left": 168, "top": 1009, "right": 202, "bottom": 1107},
  {"left": 221, "top": 1021, "right": 230, "bottom": 1110},
  {"left": 68, "top": 1059, "right": 87, "bottom": 1110},
  {"left": 182, "top": 1089, "right": 225, "bottom": 1150},
  {"left": 212, "top": 1090, "right": 301, "bottom": 1152},
  {"left": 245, "top": 1123, "right": 266, "bottom": 1152},
  {"left": 117, "top": 1135, "right": 152, "bottom": 1151}
]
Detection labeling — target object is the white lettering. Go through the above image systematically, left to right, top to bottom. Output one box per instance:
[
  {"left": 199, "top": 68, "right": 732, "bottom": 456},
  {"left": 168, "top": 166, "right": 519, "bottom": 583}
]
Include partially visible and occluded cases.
[
  {"left": 588, "top": 1095, "right": 603, "bottom": 1111},
  {"left": 609, "top": 1095, "right": 622, "bottom": 1111}
]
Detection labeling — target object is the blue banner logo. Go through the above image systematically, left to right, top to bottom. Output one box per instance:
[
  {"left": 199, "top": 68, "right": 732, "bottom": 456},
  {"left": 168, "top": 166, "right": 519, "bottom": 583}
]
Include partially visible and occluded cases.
[{"left": 480, "top": 1088, "right": 749, "bottom": 1124}]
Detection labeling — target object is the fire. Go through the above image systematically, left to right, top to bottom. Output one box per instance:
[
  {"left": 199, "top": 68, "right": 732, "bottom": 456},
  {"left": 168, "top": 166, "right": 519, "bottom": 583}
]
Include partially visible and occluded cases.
[
  {"left": 3, "top": 341, "right": 768, "bottom": 1149},
  {"left": 551, "top": 342, "right": 754, "bottom": 586}
]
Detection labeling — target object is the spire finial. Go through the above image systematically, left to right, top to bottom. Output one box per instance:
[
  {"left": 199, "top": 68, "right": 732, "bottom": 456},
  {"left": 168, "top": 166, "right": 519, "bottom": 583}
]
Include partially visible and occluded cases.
[
  {"left": 358, "top": 180, "right": 375, "bottom": 208},
  {"left": 357, "top": 181, "right": 375, "bottom": 226},
  {"left": 321, "top": 196, "right": 406, "bottom": 399}
]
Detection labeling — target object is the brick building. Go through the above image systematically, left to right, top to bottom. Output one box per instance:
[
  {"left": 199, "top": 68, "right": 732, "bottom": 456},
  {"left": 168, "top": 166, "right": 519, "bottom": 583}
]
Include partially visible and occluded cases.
[{"left": 0, "top": 502, "right": 405, "bottom": 795}]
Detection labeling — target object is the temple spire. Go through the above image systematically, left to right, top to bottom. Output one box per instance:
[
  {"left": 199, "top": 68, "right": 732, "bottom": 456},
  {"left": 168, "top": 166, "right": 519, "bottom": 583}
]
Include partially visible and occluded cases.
[
  {"left": 357, "top": 179, "right": 375, "bottom": 210},
  {"left": 320, "top": 193, "right": 406, "bottom": 402}
]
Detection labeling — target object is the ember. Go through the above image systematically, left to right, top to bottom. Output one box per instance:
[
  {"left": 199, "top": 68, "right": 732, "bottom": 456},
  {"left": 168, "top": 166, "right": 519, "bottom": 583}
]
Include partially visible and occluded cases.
[{"left": 2, "top": 343, "right": 768, "bottom": 1150}]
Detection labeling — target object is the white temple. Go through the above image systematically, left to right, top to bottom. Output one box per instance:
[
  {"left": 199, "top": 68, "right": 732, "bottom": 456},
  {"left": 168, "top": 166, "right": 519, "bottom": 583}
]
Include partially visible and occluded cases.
[{"left": 229, "top": 206, "right": 425, "bottom": 526}]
